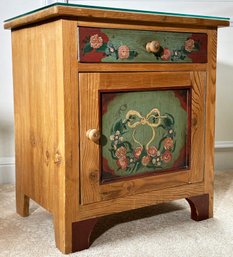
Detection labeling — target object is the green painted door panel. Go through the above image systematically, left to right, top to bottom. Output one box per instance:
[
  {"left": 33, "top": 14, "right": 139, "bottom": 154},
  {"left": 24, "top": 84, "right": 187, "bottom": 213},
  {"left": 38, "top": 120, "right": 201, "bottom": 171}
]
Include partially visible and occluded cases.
[{"left": 101, "top": 89, "right": 190, "bottom": 182}]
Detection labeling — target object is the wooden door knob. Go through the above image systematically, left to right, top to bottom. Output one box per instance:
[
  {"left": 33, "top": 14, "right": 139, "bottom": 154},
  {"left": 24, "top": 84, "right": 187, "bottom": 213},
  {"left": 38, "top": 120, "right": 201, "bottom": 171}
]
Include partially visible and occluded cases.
[{"left": 86, "top": 129, "right": 100, "bottom": 143}]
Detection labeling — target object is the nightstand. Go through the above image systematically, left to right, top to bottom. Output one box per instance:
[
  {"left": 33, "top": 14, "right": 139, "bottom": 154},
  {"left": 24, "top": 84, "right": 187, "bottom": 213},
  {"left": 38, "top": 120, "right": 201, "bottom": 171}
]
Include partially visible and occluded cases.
[{"left": 4, "top": 3, "right": 229, "bottom": 254}]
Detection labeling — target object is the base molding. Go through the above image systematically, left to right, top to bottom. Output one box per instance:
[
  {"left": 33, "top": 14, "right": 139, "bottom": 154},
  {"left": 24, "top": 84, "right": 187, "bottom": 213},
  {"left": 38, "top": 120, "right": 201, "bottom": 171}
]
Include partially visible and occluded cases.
[{"left": 215, "top": 141, "right": 233, "bottom": 149}]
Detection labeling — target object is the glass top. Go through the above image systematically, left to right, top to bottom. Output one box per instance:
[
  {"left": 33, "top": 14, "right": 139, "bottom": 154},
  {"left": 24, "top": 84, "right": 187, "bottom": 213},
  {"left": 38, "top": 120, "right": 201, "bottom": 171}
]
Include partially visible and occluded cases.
[{"left": 5, "top": 2, "right": 230, "bottom": 22}]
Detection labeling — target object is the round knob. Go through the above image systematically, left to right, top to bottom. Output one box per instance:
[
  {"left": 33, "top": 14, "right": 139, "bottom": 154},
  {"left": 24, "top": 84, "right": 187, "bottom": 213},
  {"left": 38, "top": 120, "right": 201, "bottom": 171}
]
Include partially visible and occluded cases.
[
  {"left": 146, "top": 40, "right": 160, "bottom": 53},
  {"left": 86, "top": 129, "right": 100, "bottom": 143}
]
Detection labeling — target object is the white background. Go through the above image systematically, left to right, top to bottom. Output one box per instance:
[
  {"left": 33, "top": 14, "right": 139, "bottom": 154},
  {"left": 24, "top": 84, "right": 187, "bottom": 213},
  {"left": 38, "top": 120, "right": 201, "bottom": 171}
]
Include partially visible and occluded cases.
[{"left": 0, "top": 0, "right": 233, "bottom": 183}]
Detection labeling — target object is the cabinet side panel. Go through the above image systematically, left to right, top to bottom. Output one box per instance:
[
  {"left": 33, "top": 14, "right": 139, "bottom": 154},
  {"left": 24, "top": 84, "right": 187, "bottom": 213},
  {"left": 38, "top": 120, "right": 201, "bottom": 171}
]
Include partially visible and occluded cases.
[
  {"left": 62, "top": 19, "right": 80, "bottom": 216},
  {"left": 12, "top": 21, "right": 65, "bottom": 213},
  {"left": 204, "top": 29, "right": 218, "bottom": 217}
]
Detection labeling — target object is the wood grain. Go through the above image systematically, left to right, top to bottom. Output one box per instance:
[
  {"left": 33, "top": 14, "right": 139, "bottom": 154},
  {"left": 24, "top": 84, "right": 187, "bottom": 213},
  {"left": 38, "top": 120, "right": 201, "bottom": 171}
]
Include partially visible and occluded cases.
[
  {"left": 4, "top": 4, "right": 229, "bottom": 30},
  {"left": 7, "top": 4, "right": 227, "bottom": 253},
  {"left": 12, "top": 19, "right": 80, "bottom": 254},
  {"left": 59, "top": 19, "right": 80, "bottom": 253},
  {"left": 77, "top": 20, "right": 210, "bottom": 33},
  {"left": 12, "top": 21, "right": 65, "bottom": 213},
  {"left": 12, "top": 27, "right": 31, "bottom": 218},
  {"left": 204, "top": 30, "right": 218, "bottom": 218},
  {"left": 77, "top": 63, "right": 208, "bottom": 72},
  {"left": 189, "top": 71, "right": 206, "bottom": 183},
  {"left": 79, "top": 72, "right": 205, "bottom": 204},
  {"left": 97, "top": 72, "right": 191, "bottom": 89},
  {"left": 79, "top": 73, "right": 101, "bottom": 204},
  {"left": 100, "top": 170, "right": 190, "bottom": 201},
  {"left": 78, "top": 182, "right": 205, "bottom": 220}
]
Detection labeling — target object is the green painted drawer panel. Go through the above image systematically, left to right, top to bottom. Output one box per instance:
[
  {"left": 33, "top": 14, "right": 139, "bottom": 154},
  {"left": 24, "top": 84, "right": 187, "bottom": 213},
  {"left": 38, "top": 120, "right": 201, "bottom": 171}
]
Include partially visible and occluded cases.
[
  {"left": 79, "top": 27, "right": 207, "bottom": 63},
  {"left": 101, "top": 89, "right": 190, "bottom": 182}
]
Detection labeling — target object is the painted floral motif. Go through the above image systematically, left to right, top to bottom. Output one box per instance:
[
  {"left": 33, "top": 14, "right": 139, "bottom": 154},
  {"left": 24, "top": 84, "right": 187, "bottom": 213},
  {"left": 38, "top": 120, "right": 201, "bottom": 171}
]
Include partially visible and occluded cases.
[
  {"left": 79, "top": 27, "right": 207, "bottom": 63},
  {"left": 82, "top": 33, "right": 138, "bottom": 61},
  {"left": 90, "top": 34, "right": 103, "bottom": 49},
  {"left": 147, "top": 36, "right": 202, "bottom": 62},
  {"left": 184, "top": 38, "right": 195, "bottom": 52},
  {"left": 118, "top": 45, "right": 130, "bottom": 59},
  {"left": 161, "top": 48, "right": 172, "bottom": 61},
  {"left": 109, "top": 108, "right": 176, "bottom": 173},
  {"left": 164, "top": 137, "right": 174, "bottom": 150},
  {"left": 115, "top": 146, "right": 127, "bottom": 158},
  {"left": 134, "top": 146, "right": 143, "bottom": 159},
  {"left": 147, "top": 146, "right": 158, "bottom": 157},
  {"left": 162, "top": 150, "right": 172, "bottom": 163},
  {"left": 116, "top": 156, "right": 128, "bottom": 170},
  {"left": 141, "top": 156, "right": 151, "bottom": 166}
]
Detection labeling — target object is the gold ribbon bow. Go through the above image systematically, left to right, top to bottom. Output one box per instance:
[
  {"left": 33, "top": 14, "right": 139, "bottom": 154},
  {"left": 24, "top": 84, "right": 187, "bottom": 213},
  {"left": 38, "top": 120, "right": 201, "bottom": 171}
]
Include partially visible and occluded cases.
[{"left": 126, "top": 108, "right": 166, "bottom": 150}]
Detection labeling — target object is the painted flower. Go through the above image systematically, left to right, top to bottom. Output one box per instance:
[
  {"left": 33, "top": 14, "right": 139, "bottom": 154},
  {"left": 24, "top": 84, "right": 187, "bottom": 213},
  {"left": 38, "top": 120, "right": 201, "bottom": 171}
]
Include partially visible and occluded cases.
[
  {"left": 90, "top": 34, "right": 103, "bottom": 49},
  {"left": 184, "top": 38, "right": 195, "bottom": 52},
  {"left": 118, "top": 45, "right": 130, "bottom": 59},
  {"left": 109, "top": 47, "right": 115, "bottom": 53},
  {"left": 161, "top": 48, "right": 172, "bottom": 61},
  {"left": 174, "top": 50, "right": 179, "bottom": 56},
  {"left": 110, "top": 131, "right": 123, "bottom": 143},
  {"left": 164, "top": 138, "right": 174, "bottom": 150},
  {"left": 115, "top": 146, "right": 127, "bottom": 158},
  {"left": 133, "top": 146, "right": 143, "bottom": 159},
  {"left": 147, "top": 146, "right": 158, "bottom": 157},
  {"left": 162, "top": 150, "right": 172, "bottom": 163},
  {"left": 141, "top": 155, "right": 151, "bottom": 166},
  {"left": 116, "top": 156, "right": 128, "bottom": 170},
  {"left": 129, "top": 158, "right": 134, "bottom": 163},
  {"left": 152, "top": 158, "right": 156, "bottom": 165}
]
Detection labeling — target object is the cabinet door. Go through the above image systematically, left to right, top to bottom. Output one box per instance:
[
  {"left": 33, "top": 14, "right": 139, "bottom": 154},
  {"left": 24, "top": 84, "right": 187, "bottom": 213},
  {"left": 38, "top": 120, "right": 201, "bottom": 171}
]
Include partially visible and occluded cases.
[{"left": 79, "top": 72, "right": 205, "bottom": 205}]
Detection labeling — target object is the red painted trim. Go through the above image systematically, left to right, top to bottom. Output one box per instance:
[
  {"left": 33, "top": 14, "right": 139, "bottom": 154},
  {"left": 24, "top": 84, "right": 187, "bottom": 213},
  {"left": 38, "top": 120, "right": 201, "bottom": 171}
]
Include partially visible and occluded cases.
[
  {"left": 79, "top": 27, "right": 109, "bottom": 62},
  {"left": 187, "top": 33, "right": 208, "bottom": 63}
]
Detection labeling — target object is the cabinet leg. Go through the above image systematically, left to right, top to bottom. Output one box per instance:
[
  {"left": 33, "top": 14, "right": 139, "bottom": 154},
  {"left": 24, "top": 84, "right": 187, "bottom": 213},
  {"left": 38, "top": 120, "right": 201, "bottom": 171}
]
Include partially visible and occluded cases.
[
  {"left": 16, "top": 190, "right": 29, "bottom": 217},
  {"left": 186, "top": 194, "right": 211, "bottom": 221},
  {"left": 53, "top": 217, "right": 97, "bottom": 254},
  {"left": 72, "top": 218, "right": 98, "bottom": 252}
]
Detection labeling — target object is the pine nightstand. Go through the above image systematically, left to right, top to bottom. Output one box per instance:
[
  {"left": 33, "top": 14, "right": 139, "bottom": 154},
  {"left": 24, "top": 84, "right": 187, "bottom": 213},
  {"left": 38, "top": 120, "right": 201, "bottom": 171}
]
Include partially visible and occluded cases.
[{"left": 4, "top": 3, "right": 229, "bottom": 254}]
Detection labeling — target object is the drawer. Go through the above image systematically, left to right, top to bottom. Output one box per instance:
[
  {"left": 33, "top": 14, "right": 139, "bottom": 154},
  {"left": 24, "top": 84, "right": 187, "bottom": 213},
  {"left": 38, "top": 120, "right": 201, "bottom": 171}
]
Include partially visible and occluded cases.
[{"left": 78, "top": 27, "right": 207, "bottom": 63}]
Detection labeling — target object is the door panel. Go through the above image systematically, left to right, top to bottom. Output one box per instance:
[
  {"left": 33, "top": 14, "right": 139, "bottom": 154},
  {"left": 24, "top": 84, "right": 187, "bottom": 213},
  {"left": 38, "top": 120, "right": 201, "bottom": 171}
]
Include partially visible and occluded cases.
[
  {"left": 79, "top": 72, "right": 205, "bottom": 205},
  {"left": 101, "top": 89, "right": 190, "bottom": 182}
]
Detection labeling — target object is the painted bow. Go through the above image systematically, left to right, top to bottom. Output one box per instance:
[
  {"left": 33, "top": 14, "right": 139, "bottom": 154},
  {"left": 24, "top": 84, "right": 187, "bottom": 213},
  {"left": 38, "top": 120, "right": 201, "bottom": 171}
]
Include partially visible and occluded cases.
[{"left": 125, "top": 108, "right": 167, "bottom": 149}]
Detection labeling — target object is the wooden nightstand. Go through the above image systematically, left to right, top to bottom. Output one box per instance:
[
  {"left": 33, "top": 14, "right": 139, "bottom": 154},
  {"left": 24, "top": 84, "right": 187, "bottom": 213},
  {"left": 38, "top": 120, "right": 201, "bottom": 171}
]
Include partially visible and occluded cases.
[{"left": 4, "top": 3, "right": 229, "bottom": 254}]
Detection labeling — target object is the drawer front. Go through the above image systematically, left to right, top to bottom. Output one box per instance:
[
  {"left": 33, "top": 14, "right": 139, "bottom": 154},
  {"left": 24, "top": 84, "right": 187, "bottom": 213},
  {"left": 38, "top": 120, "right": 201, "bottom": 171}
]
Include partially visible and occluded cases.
[{"left": 78, "top": 27, "right": 207, "bottom": 63}]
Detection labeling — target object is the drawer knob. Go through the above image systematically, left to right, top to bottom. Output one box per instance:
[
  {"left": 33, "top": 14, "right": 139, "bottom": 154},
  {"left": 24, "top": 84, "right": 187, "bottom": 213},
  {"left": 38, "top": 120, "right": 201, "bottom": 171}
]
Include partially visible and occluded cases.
[
  {"left": 146, "top": 40, "right": 161, "bottom": 53},
  {"left": 86, "top": 129, "right": 100, "bottom": 143}
]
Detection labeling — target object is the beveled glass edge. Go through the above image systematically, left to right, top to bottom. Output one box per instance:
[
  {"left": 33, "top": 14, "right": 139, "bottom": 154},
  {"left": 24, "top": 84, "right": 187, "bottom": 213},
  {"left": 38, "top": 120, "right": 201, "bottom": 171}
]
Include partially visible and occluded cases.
[{"left": 4, "top": 2, "right": 230, "bottom": 23}]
